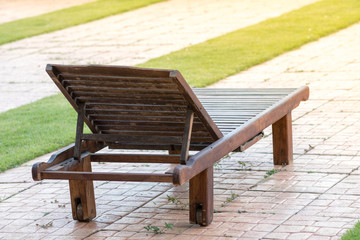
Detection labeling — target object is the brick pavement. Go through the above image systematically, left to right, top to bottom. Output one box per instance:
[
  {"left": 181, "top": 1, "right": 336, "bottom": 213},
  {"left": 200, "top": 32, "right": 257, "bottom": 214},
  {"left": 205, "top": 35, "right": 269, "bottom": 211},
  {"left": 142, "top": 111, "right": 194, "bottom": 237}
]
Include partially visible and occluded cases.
[
  {"left": 0, "top": 0, "right": 317, "bottom": 113},
  {"left": 1, "top": 1, "right": 360, "bottom": 240}
]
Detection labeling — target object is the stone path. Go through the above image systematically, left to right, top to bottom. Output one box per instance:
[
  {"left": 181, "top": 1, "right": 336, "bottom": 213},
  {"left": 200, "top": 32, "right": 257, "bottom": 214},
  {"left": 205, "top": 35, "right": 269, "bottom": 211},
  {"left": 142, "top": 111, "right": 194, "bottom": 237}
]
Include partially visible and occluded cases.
[
  {"left": 0, "top": 0, "right": 317, "bottom": 113},
  {"left": 0, "top": 0, "right": 95, "bottom": 24},
  {"left": 1, "top": 0, "right": 360, "bottom": 239}
]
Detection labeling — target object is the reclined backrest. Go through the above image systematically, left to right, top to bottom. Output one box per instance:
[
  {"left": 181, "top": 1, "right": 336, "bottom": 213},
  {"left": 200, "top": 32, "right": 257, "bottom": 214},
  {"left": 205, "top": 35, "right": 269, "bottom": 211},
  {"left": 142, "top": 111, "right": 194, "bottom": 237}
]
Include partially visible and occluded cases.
[{"left": 46, "top": 64, "right": 223, "bottom": 151}]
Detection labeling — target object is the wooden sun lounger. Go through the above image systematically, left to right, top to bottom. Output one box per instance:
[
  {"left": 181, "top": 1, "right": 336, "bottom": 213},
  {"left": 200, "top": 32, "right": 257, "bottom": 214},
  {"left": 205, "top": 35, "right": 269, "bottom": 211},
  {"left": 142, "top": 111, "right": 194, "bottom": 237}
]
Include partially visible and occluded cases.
[{"left": 32, "top": 64, "right": 309, "bottom": 226}]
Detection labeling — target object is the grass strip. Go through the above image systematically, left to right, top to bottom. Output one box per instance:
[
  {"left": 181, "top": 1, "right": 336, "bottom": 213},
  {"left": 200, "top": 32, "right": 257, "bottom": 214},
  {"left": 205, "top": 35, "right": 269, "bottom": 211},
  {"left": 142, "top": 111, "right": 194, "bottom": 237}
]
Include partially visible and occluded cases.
[
  {"left": 0, "top": 0, "right": 165, "bottom": 45},
  {"left": 1, "top": 0, "right": 360, "bottom": 172},
  {"left": 139, "top": 0, "right": 360, "bottom": 87},
  {"left": 0, "top": 94, "right": 88, "bottom": 172},
  {"left": 341, "top": 221, "right": 360, "bottom": 240}
]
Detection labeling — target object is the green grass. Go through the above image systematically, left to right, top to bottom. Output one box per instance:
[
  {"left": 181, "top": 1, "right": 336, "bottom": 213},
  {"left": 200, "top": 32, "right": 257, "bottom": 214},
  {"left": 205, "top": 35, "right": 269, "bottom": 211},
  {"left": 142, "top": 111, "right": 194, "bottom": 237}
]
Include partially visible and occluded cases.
[
  {"left": 0, "top": 0, "right": 165, "bottom": 45},
  {"left": 1, "top": 0, "right": 360, "bottom": 172},
  {"left": 139, "top": 0, "right": 360, "bottom": 87},
  {"left": 0, "top": 94, "right": 87, "bottom": 172},
  {"left": 341, "top": 221, "right": 360, "bottom": 240}
]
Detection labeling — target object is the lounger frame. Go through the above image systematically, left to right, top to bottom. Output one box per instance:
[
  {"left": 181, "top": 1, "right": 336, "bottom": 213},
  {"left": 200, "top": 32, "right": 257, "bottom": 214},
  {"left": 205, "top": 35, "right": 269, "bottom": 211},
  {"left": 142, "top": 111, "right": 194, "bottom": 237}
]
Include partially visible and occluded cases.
[{"left": 32, "top": 64, "right": 309, "bottom": 225}]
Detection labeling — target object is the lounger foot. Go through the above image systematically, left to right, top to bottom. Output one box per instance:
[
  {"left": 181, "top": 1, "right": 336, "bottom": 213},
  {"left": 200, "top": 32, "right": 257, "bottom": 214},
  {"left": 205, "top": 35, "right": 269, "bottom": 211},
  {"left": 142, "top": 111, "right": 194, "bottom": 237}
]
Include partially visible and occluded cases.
[
  {"left": 272, "top": 113, "right": 293, "bottom": 165},
  {"left": 68, "top": 157, "right": 96, "bottom": 221},
  {"left": 189, "top": 167, "right": 213, "bottom": 226}
]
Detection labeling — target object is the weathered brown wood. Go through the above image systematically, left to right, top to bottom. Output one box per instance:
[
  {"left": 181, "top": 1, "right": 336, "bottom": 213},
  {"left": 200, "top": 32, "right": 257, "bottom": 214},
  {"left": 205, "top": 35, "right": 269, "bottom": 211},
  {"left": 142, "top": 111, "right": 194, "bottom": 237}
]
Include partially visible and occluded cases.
[
  {"left": 37, "top": 64, "right": 310, "bottom": 227},
  {"left": 52, "top": 64, "right": 173, "bottom": 78},
  {"left": 46, "top": 65, "right": 97, "bottom": 133},
  {"left": 170, "top": 71, "right": 223, "bottom": 141},
  {"left": 60, "top": 74, "right": 174, "bottom": 83},
  {"left": 63, "top": 80, "right": 178, "bottom": 90},
  {"left": 67, "top": 86, "right": 180, "bottom": 95},
  {"left": 173, "top": 86, "right": 309, "bottom": 185},
  {"left": 73, "top": 91, "right": 184, "bottom": 100},
  {"left": 75, "top": 97, "right": 186, "bottom": 106},
  {"left": 74, "top": 103, "right": 85, "bottom": 160},
  {"left": 85, "top": 103, "right": 187, "bottom": 112},
  {"left": 180, "top": 108, "right": 194, "bottom": 164},
  {"left": 86, "top": 109, "right": 186, "bottom": 117},
  {"left": 272, "top": 113, "right": 293, "bottom": 165},
  {"left": 82, "top": 134, "right": 182, "bottom": 144},
  {"left": 32, "top": 141, "right": 102, "bottom": 181},
  {"left": 108, "top": 142, "right": 211, "bottom": 151},
  {"left": 90, "top": 154, "right": 180, "bottom": 164},
  {"left": 68, "top": 156, "right": 96, "bottom": 221},
  {"left": 189, "top": 167, "right": 213, "bottom": 226},
  {"left": 43, "top": 171, "right": 173, "bottom": 182}
]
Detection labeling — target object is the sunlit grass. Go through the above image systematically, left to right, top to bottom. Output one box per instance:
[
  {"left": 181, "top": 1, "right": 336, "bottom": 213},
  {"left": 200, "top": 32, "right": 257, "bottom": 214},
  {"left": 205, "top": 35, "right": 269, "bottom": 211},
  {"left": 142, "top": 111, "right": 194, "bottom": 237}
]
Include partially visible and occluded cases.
[
  {"left": 0, "top": 0, "right": 165, "bottom": 45},
  {"left": 139, "top": 0, "right": 360, "bottom": 87},
  {"left": 0, "top": 94, "right": 90, "bottom": 172},
  {"left": 341, "top": 221, "right": 360, "bottom": 240}
]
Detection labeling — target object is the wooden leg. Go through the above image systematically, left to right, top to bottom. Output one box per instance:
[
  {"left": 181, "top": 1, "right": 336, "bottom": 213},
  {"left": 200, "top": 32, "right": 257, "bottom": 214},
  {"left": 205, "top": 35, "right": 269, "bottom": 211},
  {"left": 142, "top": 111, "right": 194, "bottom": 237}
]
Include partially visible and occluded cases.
[
  {"left": 272, "top": 113, "right": 293, "bottom": 165},
  {"left": 69, "top": 156, "right": 96, "bottom": 221},
  {"left": 189, "top": 166, "right": 213, "bottom": 226}
]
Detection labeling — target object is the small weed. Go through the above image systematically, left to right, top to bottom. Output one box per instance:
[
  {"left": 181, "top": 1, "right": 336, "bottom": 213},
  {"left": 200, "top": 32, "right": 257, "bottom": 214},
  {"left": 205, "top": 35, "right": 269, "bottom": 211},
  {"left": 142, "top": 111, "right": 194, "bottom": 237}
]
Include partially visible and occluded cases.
[
  {"left": 223, "top": 154, "right": 231, "bottom": 160},
  {"left": 214, "top": 161, "right": 223, "bottom": 169},
  {"left": 237, "top": 161, "right": 246, "bottom": 168},
  {"left": 264, "top": 169, "right": 280, "bottom": 178},
  {"left": 307, "top": 171, "right": 315, "bottom": 174},
  {"left": 222, "top": 192, "right": 239, "bottom": 207},
  {"left": 227, "top": 192, "right": 239, "bottom": 202},
  {"left": 167, "top": 195, "right": 188, "bottom": 209},
  {"left": 50, "top": 200, "right": 59, "bottom": 204},
  {"left": 58, "top": 204, "right": 66, "bottom": 208},
  {"left": 238, "top": 210, "right": 248, "bottom": 214},
  {"left": 43, "top": 212, "right": 51, "bottom": 217},
  {"left": 261, "top": 212, "right": 276, "bottom": 215},
  {"left": 36, "top": 221, "right": 53, "bottom": 229},
  {"left": 144, "top": 222, "right": 174, "bottom": 234},
  {"left": 164, "top": 222, "right": 174, "bottom": 230},
  {"left": 144, "top": 225, "right": 162, "bottom": 234}
]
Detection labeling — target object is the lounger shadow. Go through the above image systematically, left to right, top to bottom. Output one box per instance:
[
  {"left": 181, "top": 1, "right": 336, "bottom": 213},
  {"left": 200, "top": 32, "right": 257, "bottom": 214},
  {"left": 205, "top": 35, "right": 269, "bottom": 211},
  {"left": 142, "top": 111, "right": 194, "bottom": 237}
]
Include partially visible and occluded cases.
[{"left": 32, "top": 64, "right": 309, "bottom": 226}]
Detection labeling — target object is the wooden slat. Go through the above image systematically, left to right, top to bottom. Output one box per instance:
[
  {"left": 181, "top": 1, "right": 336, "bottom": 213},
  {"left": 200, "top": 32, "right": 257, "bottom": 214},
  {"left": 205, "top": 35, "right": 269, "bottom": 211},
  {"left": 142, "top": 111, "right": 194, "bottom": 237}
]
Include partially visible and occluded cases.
[
  {"left": 53, "top": 64, "right": 173, "bottom": 78},
  {"left": 171, "top": 71, "right": 223, "bottom": 140},
  {"left": 59, "top": 74, "right": 174, "bottom": 84},
  {"left": 63, "top": 80, "right": 178, "bottom": 90},
  {"left": 67, "top": 86, "right": 180, "bottom": 94},
  {"left": 173, "top": 86, "right": 309, "bottom": 185},
  {"left": 71, "top": 91, "right": 185, "bottom": 100},
  {"left": 75, "top": 97, "right": 186, "bottom": 105},
  {"left": 74, "top": 103, "right": 85, "bottom": 160},
  {"left": 84, "top": 103, "right": 187, "bottom": 112},
  {"left": 85, "top": 109, "right": 186, "bottom": 116},
  {"left": 180, "top": 109, "right": 194, "bottom": 164},
  {"left": 82, "top": 134, "right": 182, "bottom": 144},
  {"left": 90, "top": 154, "right": 180, "bottom": 164},
  {"left": 42, "top": 171, "right": 173, "bottom": 182}
]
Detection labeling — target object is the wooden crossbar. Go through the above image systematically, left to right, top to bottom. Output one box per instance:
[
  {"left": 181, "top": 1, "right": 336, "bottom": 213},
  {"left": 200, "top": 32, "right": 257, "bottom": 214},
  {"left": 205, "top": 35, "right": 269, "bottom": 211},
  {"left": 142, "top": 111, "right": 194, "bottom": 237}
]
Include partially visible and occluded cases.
[
  {"left": 90, "top": 154, "right": 180, "bottom": 163},
  {"left": 41, "top": 171, "right": 173, "bottom": 182}
]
